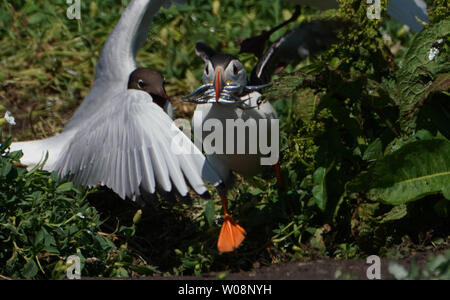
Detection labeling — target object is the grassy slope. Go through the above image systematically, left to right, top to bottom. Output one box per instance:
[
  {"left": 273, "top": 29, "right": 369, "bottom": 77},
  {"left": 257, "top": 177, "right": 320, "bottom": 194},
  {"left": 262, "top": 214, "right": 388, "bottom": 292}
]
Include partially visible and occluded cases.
[{"left": 0, "top": 0, "right": 298, "bottom": 139}]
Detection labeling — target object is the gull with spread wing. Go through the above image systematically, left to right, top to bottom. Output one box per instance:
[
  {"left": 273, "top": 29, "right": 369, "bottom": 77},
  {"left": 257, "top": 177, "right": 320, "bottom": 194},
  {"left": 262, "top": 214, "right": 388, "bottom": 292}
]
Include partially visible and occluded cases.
[{"left": 10, "top": 0, "right": 222, "bottom": 202}]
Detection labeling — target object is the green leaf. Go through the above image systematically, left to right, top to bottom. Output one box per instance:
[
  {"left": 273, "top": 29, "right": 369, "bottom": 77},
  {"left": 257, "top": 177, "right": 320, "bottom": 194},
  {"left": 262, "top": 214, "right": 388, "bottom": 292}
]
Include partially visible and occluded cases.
[
  {"left": 28, "top": 12, "right": 47, "bottom": 25},
  {"left": 396, "top": 17, "right": 450, "bottom": 131},
  {"left": 329, "top": 57, "right": 341, "bottom": 70},
  {"left": 294, "top": 88, "right": 319, "bottom": 123},
  {"left": 415, "top": 129, "right": 435, "bottom": 140},
  {"left": 0, "top": 137, "right": 12, "bottom": 152},
  {"left": 362, "top": 138, "right": 383, "bottom": 161},
  {"left": 349, "top": 139, "right": 450, "bottom": 205},
  {"left": 7, "top": 150, "right": 23, "bottom": 161},
  {"left": 0, "top": 160, "right": 12, "bottom": 177},
  {"left": 312, "top": 167, "right": 328, "bottom": 211},
  {"left": 50, "top": 171, "right": 59, "bottom": 183},
  {"left": 56, "top": 182, "right": 74, "bottom": 193},
  {"left": 443, "top": 186, "right": 450, "bottom": 200},
  {"left": 249, "top": 188, "right": 263, "bottom": 196},
  {"left": 204, "top": 200, "right": 215, "bottom": 227},
  {"left": 377, "top": 205, "right": 408, "bottom": 223},
  {"left": 119, "top": 225, "right": 136, "bottom": 239},
  {"left": 309, "top": 227, "right": 326, "bottom": 253},
  {"left": 41, "top": 228, "right": 58, "bottom": 254},
  {"left": 33, "top": 229, "right": 45, "bottom": 247},
  {"left": 94, "top": 235, "right": 116, "bottom": 251},
  {"left": 22, "top": 259, "right": 39, "bottom": 279},
  {"left": 128, "top": 264, "right": 160, "bottom": 276},
  {"left": 112, "top": 267, "right": 129, "bottom": 278}
]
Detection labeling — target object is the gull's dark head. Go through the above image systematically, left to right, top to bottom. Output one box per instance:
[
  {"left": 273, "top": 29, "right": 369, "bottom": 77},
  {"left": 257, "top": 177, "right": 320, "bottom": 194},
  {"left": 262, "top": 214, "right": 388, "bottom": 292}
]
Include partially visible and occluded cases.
[
  {"left": 195, "top": 42, "right": 247, "bottom": 102},
  {"left": 128, "top": 68, "right": 171, "bottom": 108}
]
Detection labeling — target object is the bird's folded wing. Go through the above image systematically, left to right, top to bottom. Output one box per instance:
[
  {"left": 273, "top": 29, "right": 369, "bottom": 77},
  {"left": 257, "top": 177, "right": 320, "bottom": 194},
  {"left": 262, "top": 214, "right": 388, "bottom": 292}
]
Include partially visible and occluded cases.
[{"left": 55, "top": 89, "right": 222, "bottom": 200}]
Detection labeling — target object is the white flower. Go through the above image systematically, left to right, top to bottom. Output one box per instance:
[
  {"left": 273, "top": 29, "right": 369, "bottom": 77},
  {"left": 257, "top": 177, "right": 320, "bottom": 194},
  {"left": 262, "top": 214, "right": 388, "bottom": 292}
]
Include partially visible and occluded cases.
[
  {"left": 382, "top": 32, "right": 392, "bottom": 46},
  {"left": 428, "top": 47, "right": 439, "bottom": 61},
  {"left": 4, "top": 111, "right": 16, "bottom": 126},
  {"left": 76, "top": 213, "right": 85, "bottom": 219}
]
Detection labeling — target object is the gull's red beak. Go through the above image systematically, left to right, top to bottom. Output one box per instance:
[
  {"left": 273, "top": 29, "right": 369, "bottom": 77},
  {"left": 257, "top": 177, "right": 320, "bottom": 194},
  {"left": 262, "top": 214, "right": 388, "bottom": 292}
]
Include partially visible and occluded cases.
[
  {"left": 150, "top": 89, "right": 171, "bottom": 109},
  {"left": 160, "top": 89, "right": 171, "bottom": 102}
]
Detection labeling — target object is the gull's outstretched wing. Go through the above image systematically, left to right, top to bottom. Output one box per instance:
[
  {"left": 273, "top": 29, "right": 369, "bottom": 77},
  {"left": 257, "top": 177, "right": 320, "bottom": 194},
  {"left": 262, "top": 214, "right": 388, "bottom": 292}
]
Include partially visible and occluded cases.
[
  {"left": 64, "top": 0, "right": 167, "bottom": 131},
  {"left": 55, "top": 89, "right": 222, "bottom": 200}
]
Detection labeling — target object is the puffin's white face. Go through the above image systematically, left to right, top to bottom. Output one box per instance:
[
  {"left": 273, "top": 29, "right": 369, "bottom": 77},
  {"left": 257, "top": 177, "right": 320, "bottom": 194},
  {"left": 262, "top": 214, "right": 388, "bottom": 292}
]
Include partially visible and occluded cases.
[
  {"left": 194, "top": 42, "right": 248, "bottom": 101},
  {"left": 202, "top": 56, "right": 247, "bottom": 101},
  {"left": 202, "top": 59, "right": 247, "bottom": 87}
]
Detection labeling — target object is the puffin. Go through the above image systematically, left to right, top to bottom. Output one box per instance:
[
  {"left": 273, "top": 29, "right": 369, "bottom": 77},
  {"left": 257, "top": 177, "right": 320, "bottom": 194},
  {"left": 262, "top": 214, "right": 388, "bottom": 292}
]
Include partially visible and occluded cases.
[
  {"left": 9, "top": 0, "right": 222, "bottom": 202},
  {"left": 183, "top": 42, "right": 281, "bottom": 253}
]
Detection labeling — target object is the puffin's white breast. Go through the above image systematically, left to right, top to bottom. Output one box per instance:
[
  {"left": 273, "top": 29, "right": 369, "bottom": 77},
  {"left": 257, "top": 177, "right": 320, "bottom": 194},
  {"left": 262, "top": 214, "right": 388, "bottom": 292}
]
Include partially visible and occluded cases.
[{"left": 193, "top": 92, "right": 277, "bottom": 177}]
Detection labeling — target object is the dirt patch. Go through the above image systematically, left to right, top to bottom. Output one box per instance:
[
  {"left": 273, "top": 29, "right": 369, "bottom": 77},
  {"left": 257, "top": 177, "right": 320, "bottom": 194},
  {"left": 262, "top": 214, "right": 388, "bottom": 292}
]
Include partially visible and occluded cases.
[{"left": 139, "top": 250, "right": 442, "bottom": 280}]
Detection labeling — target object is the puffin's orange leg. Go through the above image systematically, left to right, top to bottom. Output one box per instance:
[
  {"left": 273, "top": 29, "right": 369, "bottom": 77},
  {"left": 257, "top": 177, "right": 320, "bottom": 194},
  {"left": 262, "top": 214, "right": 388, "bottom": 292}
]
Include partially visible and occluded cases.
[
  {"left": 273, "top": 162, "right": 283, "bottom": 187},
  {"left": 217, "top": 194, "right": 246, "bottom": 253}
]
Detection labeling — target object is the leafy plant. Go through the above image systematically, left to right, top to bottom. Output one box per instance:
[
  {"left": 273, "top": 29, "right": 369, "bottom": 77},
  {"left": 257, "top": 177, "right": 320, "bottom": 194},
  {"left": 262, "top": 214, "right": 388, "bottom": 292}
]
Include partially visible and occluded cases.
[
  {"left": 264, "top": 0, "right": 449, "bottom": 257},
  {"left": 0, "top": 134, "right": 156, "bottom": 279},
  {"left": 349, "top": 138, "right": 450, "bottom": 205}
]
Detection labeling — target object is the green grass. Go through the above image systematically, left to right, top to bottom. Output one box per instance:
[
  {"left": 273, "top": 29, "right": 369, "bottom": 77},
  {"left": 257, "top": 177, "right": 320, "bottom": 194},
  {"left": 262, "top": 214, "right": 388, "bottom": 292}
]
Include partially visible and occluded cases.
[
  {"left": 0, "top": 0, "right": 300, "bottom": 139},
  {"left": 1, "top": 0, "right": 449, "bottom": 279}
]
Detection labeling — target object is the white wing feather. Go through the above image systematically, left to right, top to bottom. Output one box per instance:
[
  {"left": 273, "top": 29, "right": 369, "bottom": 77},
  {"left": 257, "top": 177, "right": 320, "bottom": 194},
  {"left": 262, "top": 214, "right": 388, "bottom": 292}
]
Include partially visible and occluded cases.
[
  {"left": 64, "top": 0, "right": 167, "bottom": 130},
  {"left": 55, "top": 90, "right": 221, "bottom": 200}
]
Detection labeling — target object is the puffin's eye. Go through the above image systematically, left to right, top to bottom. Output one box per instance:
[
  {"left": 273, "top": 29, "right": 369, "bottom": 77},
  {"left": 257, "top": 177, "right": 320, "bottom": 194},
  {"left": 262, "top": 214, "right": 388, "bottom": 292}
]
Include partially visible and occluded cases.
[
  {"left": 233, "top": 64, "right": 239, "bottom": 75},
  {"left": 137, "top": 79, "right": 144, "bottom": 88}
]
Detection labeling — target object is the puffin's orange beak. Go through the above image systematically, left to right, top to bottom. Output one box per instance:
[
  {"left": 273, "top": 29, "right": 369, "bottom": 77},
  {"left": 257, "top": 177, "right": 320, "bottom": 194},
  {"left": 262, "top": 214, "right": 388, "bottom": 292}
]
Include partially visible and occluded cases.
[{"left": 214, "top": 70, "right": 221, "bottom": 102}]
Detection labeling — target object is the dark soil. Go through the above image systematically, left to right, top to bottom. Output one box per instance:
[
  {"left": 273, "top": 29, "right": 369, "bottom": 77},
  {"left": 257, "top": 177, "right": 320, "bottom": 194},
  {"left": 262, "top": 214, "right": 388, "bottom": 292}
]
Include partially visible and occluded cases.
[
  {"left": 76, "top": 250, "right": 442, "bottom": 280},
  {"left": 152, "top": 251, "right": 438, "bottom": 280}
]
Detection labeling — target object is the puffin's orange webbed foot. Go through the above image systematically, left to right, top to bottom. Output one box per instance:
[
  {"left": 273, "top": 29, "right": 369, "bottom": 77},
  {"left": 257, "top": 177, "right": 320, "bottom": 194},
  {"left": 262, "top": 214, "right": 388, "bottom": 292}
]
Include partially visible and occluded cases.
[
  {"left": 217, "top": 194, "right": 246, "bottom": 253},
  {"left": 217, "top": 214, "right": 246, "bottom": 253}
]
